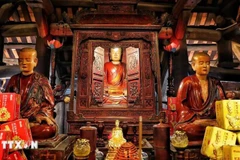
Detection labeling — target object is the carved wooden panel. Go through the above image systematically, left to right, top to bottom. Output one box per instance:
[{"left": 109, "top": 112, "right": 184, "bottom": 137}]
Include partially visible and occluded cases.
[
  {"left": 97, "top": 4, "right": 135, "bottom": 14},
  {"left": 77, "top": 41, "right": 90, "bottom": 111},
  {"left": 142, "top": 41, "right": 155, "bottom": 109},
  {"left": 92, "top": 47, "right": 104, "bottom": 102},
  {"left": 126, "top": 47, "right": 140, "bottom": 104},
  {"left": 127, "top": 47, "right": 139, "bottom": 75}
]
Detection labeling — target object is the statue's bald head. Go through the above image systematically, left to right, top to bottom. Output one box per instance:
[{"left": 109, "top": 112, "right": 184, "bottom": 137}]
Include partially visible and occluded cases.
[
  {"left": 18, "top": 48, "right": 38, "bottom": 76},
  {"left": 19, "top": 48, "right": 37, "bottom": 58},
  {"left": 192, "top": 52, "right": 210, "bottom": 64}
]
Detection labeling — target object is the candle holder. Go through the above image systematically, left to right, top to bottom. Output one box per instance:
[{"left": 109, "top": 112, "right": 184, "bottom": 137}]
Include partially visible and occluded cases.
[
  {"left": 97, "top": 121, "right": 105, "bottom": 147},
  {"left": 97, "top": 121, "right": 104, "bottom": 138},
  {"left": 121, "top": 121, "right": 128, "bottom": 140},
  {"left": 132, "top": 124, "right": 138, "bottom": 146}
]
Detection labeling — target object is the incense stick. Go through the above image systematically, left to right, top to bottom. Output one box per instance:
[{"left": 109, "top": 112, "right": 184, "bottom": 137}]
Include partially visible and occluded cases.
[{"left": 139, "top": 116, "right": 142, "bottom": 159}]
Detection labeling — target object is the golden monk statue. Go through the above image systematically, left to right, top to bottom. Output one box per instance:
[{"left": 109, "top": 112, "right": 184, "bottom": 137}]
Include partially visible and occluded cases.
[
  {"left": 103, "top": 47, "right": 127, "bottom": 105},
  {"left": 5, "top": 48, "right": 57, "bottom": 140},
  {"left": 175, "top": 52, "right": 226, "bottom": 141},
  {"left": 108, "top": 120, "right": 126, "bottom": 149}
]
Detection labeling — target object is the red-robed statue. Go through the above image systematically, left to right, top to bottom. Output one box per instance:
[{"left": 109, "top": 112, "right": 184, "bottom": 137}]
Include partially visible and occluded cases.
[
  {"left": 103, "top": 47, "right": 127, "bottom": 105},
  {"left": 5, "top": 48, "right": 57, "bottom": 140},
  {"left": 175, "top": 52, "right": 226, "bottom": 141}
]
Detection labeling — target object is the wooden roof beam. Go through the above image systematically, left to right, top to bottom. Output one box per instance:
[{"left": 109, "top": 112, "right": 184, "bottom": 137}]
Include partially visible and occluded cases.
[
  {"left": 0, "top": 0, "right": 25, "bottom": 24},
  {"left": 0, "top": 0, "right": 15, "bottom": 6},
  {"left": 26, "top": 0, "right": 54, "bottom": 15},
  {"left": 42, "top": 0, "right": 54, "bottom": 16},
  {"left": 51, "top": 0, "right": 95, "bottom": 7},
  {"left": 172, "top": 0, "right": 188, "bottom": 19},
  {"left": 173, "top": 0, "right": 201, "bottom": 18},
  {"left": 174, "top": 0, "right": 201, "bottom": 40},
  {"left": 182, "top": 0, "right": 201, "bottom": 10},
  {"left": 220, "top": 0, "right": 238, "bottom": 18},
  {"left": 25, "top": 1, "right": 49, "bottom": 38},
  {"left": 137, "top": 2, "right": 218, "bottom": 13},
  {"left": 137, "top": 2, "right": 173, "bottom": 12},
  {"left": 0, "top": 3, "right": 15, "bottom": 24},
  {"left": 20, "top": 3, "right": 31, "bottom": 22},
  {"left": 191, "top": 6, "right": 219, "bottom": 13},
  {"left": 33, "top": 7, "right": 48, "bottom": 38},
  {"left": 175, "top": 10, "right": 191, "bottom": 40},
  {"left": 0, "top": 23, "right": 38, "bottom": 37},
  {"left": 50, "top": 23, "right": 73, "bottom": 36},
  {"left": 221, "top": 23, "right": 240, "bottom": 44},
  {"left": 186, "top": 28, "right": 221, "bottom": 42},
  {"left": 4, "top": 44, "right": 36, "bottom": 49},
  {"left": 187, "top": 44, "right": 217, "bottom": 51}
]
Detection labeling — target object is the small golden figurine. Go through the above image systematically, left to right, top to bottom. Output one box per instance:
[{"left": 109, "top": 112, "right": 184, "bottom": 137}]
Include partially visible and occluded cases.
[
  {"left": 108, "top": 120, "right": 126, "bottom": 150},
  {"left": 171, "top": 130, "right": 188, "bottom": 148},
  {"left": 73, "top": 139, "right": 91, "bottom": 157}
]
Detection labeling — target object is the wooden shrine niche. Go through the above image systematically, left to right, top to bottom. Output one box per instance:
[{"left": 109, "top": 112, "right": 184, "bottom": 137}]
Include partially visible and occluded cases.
[
  {"left": 70, "top": 30, "right": 160, "bottom": 120},
  {"left": 92, "top": 45, "right": 140, "bottom": 108}
]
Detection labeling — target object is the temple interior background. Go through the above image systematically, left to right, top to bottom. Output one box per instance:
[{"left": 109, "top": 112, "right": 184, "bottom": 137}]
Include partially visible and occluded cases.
[{"left": 0, "top": 0, "right": 240, "bottom": 159}]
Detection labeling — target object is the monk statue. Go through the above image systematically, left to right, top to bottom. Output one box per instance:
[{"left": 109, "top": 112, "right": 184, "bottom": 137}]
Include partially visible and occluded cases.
[
  {"left": 103, "top": 47, "right": 127, "bottom": 105},
  {"left": 5, "top": 48, "right": 57, "bottom": 140},
  {"left": 175, "top": 52, "right": 226, "bottom": 141},
  {"left": 108, "top": 120, "right": 126, "bottom": 150}
]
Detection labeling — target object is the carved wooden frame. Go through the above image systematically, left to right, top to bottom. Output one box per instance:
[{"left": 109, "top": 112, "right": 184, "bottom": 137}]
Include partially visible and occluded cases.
[{"left": 68, "top": 30, "right": 161, "bottom": 121}]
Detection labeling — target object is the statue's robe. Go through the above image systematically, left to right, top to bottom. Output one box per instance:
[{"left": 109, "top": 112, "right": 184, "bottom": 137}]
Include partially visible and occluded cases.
[
  {"left": 103, "top": 62, "right": 127, "bottom": 104},
  {"left": 104, "top": 62, "right": 126, "bottom": 87},
  {"left": 5, "top": 72, "right": 56, "bottom": 139},
  {"left": 175, "top": 75, "right": 226, "bottom": 141}
]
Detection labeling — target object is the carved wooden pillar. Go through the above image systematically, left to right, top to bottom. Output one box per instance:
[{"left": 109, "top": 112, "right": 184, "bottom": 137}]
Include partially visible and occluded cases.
[
  {"left": 173, "top": 11, "right": 190, "bottom": 94},
  {"left": 35, "top": 36, "right": 51, "bottom": 77},
  {"left": 172, "top": 39, "right": 188, "bottom": 94},
  {"left": 217, "top": 39, "right": 234, "bottom": 68}
]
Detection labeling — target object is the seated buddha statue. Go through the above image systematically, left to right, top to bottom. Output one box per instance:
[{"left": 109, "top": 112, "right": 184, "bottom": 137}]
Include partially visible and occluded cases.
[
  {"left": 103, "top": 47, "right": 127, "bottom": 105},
  {"left": 5, "top": 48, "right": 57, "bottom": 140},
  {"left": 175, "top": 52, "right": 226, "bottom": 142},
  {"left": 108, "top": 120, "right": 126, "bottom": 150}
]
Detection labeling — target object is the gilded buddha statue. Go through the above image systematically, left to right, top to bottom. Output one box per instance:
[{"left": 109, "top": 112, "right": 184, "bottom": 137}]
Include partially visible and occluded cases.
[
  {"left": 103, "top": 47, "right": 127, "bottom": 105},
  {"left": 108, "top": 120, "right": 126, "bottom": 150}
]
